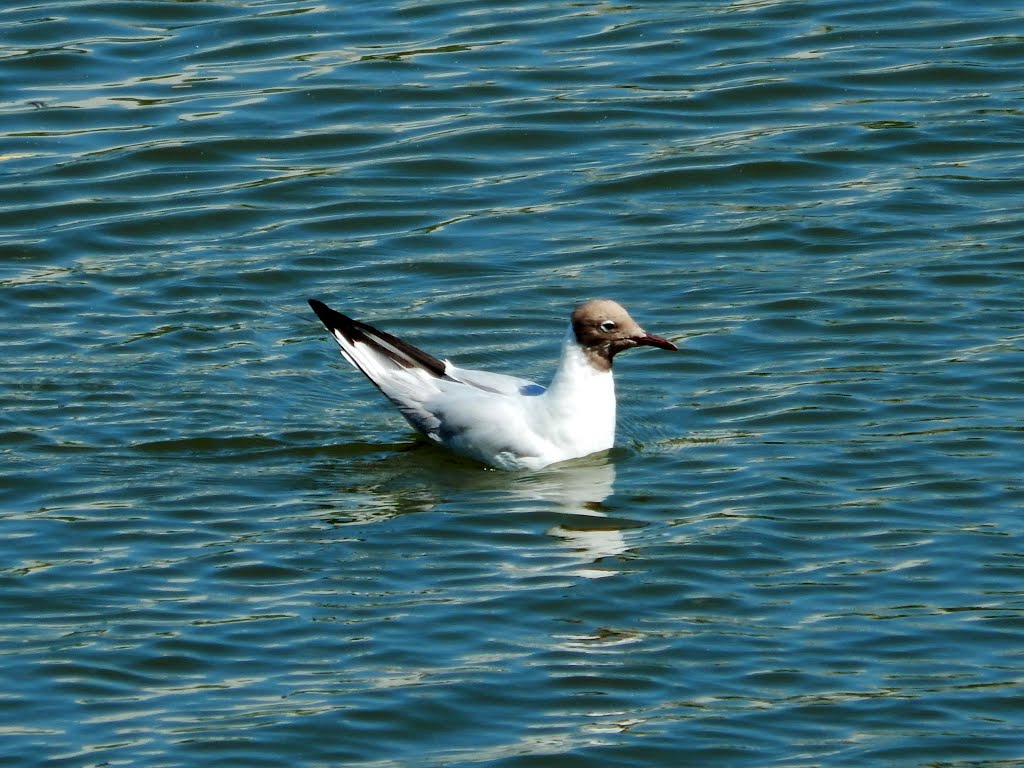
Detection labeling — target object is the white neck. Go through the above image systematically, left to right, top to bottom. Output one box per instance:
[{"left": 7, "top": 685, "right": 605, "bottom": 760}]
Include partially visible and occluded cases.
[
  {"left": 541, "top": 326, "right": 617, "bottom": 453},
  {"left": 547, "top": 327, "right": 609, "bottom": 388}
]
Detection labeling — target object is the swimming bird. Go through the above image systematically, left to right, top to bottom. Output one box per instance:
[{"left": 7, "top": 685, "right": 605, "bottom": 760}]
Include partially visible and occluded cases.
[{"left": 307, "top": 298, "right": 678, "bottom": 470}]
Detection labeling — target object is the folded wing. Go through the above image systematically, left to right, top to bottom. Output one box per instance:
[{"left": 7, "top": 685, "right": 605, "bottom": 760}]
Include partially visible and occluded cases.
[{"left": 308, "top": 299, "right": 544, "bottom": 442}]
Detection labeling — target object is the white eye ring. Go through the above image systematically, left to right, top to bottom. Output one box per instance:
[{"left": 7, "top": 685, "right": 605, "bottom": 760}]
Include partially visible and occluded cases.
[{"left": 599, "top": 320, "right": 617, "bottom": 332}]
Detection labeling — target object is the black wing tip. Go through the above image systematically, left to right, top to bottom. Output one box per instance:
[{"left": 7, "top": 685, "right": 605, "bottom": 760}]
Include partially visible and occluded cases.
[
  {"left": 307, "top": 298, "right": 354, "bottom": 332},
  {"left": 307, "top": 298, "right": 448, "bottom": 379}
]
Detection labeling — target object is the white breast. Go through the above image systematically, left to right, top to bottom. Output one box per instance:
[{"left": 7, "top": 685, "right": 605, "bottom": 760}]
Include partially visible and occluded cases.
[{"left": 534, "top": 329, "right": 617, "bottom": 461}]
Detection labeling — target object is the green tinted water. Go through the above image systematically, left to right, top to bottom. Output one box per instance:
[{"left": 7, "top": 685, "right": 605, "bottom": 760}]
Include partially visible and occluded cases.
[{"left": 2, "top": 1, "right": 1023, "bottom": 766}]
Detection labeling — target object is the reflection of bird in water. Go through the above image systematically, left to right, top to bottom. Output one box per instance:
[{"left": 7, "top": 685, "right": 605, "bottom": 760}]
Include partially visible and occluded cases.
[
  {"left": 314, "top": 449, "right": 633, "bottom": 579},
  {"left": 510, "top": 457, "right": 630, "bottom": 579}
]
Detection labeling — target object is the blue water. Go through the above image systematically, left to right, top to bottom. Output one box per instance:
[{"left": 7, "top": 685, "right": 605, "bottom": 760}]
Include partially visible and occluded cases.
[{"left": 3, "top": 1, "right": 1024, "bottom": 766}]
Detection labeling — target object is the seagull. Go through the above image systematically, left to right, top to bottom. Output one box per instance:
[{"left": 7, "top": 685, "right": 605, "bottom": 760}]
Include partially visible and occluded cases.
[{"left": 307, "top": 298, "right": 678, "bottom": 471}]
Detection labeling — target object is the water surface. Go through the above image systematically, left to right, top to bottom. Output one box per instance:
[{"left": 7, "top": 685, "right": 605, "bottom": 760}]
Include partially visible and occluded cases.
[{"left": 2, "top": 1, "right": 1023, "bottom": 766}]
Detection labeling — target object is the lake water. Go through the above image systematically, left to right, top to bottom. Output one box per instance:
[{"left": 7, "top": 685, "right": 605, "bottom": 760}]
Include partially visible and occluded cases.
[{"left": 3, "top": 1, "right": 1023, "bottom": 765}]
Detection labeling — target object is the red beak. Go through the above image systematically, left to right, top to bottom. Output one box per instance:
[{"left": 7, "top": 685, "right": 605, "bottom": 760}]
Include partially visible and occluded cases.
[{"left": 634, "top": 332, "right": 678, "bottom": 351}]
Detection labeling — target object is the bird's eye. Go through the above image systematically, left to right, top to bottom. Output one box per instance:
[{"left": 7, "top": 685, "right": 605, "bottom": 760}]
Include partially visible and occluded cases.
[{"left": 599, "top": 320, "right": 617, "bottom": 332}]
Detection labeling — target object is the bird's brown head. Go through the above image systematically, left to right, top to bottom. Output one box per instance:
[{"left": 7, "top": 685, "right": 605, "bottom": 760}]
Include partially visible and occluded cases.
[{"left": 571, "top": 299, "right": 678, "bottom": 372}]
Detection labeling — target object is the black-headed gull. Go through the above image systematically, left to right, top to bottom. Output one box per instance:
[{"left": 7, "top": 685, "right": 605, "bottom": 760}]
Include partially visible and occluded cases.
[{"left": 308, "top": 298, "right": 678, "bottom": 470}]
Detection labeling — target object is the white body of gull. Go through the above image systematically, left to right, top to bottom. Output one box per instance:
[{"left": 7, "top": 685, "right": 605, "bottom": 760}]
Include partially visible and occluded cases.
[{"left": 308, "top": 298, "right": 677, "bottom": 471}]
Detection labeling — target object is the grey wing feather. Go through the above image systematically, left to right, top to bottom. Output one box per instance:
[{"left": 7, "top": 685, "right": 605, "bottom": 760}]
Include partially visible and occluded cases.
[
  {"left": 308, "top": 300, "right": 545, "bottom": 443},
  {"left": 445, "top": 365, "right": 545, "bottom": 397}
]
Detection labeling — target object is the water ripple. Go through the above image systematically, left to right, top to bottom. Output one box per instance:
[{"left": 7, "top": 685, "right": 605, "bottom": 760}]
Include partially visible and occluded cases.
[{"left": 3, "top": 0, "right": 1024, "bottom": 766}]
